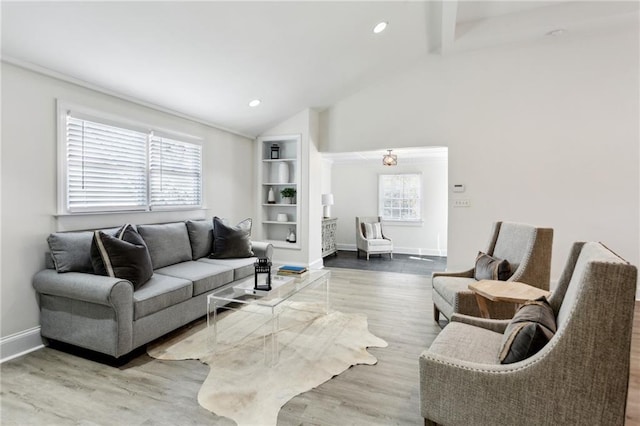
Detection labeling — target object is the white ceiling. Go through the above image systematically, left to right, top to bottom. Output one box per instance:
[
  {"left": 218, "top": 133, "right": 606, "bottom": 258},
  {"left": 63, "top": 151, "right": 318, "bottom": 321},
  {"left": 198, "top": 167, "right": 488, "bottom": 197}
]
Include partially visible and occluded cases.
[{"left": 2, "top": 1, "right": 637, "bottom": 138}]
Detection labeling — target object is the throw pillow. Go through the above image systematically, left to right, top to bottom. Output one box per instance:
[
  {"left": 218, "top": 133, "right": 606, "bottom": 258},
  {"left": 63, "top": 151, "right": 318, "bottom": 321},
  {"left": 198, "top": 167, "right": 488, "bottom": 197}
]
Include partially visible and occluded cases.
[
  {"left": 210, "top": 217, "right": 254, "bottom": 259},
  {"left": 186, "top": 219, "right": 214, "bottom": 260},
  {"left": 363, "top": 222, "right": 383, "bottom": 239},
  {"left": 91, "top": 224, "right": 153, "bottom": 289},
  {"left": 47, "top": 231, "right": 95, "bottom": 273},
  {"left": 474, "top": 251, "right": 511, "bottom": 281},
  {"left": 499, "top": 297, "right": 556, "bottom": 364}
]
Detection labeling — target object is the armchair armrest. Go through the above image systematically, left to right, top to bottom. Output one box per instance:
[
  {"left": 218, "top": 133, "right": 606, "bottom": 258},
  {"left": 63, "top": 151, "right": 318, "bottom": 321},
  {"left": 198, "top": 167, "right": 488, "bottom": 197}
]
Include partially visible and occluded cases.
[
  {"left": 251, "top": 241, "right": 274, "bottom": 260},
  {"left": 432, "top": 268, "right": 474, "bottom": 280},
  {"left": 33, "top": 269, "right": 133, "bottom": 307},
  {"left": 450, "top": 313, "right": 510, "bottom": 334}
]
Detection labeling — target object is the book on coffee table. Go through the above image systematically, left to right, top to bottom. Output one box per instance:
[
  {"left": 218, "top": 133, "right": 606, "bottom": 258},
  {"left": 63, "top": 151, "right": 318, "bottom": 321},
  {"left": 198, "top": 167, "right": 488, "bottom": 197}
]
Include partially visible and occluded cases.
[{"left": 277, "top": 265, "right": 308, "bottom": 277}]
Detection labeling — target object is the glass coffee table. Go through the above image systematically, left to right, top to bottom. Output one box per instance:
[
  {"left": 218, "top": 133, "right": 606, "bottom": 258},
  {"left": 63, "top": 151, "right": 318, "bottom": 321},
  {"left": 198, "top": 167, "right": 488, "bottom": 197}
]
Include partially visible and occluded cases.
[{"left": 206, "top": 269, "right": 330, "bottom": 365}]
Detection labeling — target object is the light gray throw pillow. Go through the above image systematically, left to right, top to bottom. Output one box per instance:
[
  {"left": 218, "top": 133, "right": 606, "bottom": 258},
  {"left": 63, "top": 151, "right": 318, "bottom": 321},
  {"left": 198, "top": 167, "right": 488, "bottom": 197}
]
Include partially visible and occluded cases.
[{"left": 47, "top": 231, "right": 94, "bottom": 273}]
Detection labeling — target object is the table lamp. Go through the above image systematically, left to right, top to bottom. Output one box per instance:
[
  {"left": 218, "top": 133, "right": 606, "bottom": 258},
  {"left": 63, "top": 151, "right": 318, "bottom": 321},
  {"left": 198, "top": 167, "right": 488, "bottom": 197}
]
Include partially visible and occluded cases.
[{"left": 322, "top": 193, "right": 334, "bottom": 218}]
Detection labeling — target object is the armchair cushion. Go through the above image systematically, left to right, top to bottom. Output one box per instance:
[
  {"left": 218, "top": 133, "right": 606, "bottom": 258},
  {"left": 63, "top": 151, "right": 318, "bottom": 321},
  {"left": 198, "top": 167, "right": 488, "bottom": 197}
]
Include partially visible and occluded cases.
[
  {"left": 474, "top": 251, "right": 511, "bottom": 281},
  {"left": 499, "top": 297, "right": 556, "bottom": 364}
]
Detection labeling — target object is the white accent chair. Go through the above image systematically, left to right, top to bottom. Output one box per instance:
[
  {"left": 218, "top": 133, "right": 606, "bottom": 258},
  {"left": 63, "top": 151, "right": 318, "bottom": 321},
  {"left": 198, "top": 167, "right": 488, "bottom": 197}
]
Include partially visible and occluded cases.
[{"left": 356, "top": 216, "right": 393, "bottom": 260}]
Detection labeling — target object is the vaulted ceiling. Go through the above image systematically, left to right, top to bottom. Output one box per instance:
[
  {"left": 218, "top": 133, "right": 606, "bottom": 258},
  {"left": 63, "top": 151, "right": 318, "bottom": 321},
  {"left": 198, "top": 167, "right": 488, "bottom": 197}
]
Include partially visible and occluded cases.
[{"left": 2, "top": 1, "right": 637, "bottom": 137}]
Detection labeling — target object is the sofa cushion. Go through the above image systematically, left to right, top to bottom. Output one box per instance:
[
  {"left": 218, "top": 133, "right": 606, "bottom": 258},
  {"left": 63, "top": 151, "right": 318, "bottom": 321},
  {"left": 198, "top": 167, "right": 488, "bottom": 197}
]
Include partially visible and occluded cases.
[
  {"left": 210, "top": 217, "right": 254, "bottom": 259},
  {"left": 186, "top": 219, "right": 214, "bottom": 260},
  {"left": 137, "top": 222, "right": 193, "bottom": 269},
  {"left": 91, "top": 225, "right": 153, "bottom": 289},
  {"left": 47, "top": 231, "right": 95, "bottom": 273},
  {"left": 474, "top": 252, "right": 511, "bottom": 281},
  {"left": 199, "top": 257, "right": 257, "bottom": 281},
  {"left": 155, "top": 260, "right": 234, "bottom": 296},
  {"left": 133, "top": 274, "right": 193, "bottom": 320},
  {"left": 499, "top": 297, "right": 556, "bottom": 364}
]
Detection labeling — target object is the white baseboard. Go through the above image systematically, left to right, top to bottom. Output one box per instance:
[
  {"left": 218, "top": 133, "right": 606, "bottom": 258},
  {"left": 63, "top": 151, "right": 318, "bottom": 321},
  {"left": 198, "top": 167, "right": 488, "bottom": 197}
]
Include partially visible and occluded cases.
[
  {"left": 335, "top": 243, "right": 447, "bottom": 257},
  {"left": 309, "top": 257, "right": 324, "bottom": 270},
  {"left": 1, "top": 327, "right": 44, "bottom": 363}
]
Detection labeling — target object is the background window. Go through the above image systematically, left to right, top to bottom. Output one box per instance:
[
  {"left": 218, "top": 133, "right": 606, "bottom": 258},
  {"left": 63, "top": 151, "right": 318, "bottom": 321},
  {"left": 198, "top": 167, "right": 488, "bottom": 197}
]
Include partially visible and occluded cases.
[{"left": 378, "top": 173, "right": 422, "bottom": 221}]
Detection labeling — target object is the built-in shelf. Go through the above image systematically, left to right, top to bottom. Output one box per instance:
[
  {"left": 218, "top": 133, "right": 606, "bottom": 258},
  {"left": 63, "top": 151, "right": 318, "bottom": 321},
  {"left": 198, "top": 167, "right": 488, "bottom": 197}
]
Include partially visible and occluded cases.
[{"left": 257, "top": 135, "right": 301, "bottom": 250}]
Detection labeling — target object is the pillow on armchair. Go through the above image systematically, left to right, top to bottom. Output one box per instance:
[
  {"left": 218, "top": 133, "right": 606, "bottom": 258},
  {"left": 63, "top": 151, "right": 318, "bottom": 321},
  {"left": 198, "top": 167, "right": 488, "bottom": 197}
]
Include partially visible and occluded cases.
[
  {"left": 363, "top": 222, "right": 383, "bottom": 239},
  {"left": 474, "top": 251, "right": 511, "bottom": 281},
  {"left": 499, "top": 297, "right": 556, "bottom": 364}
]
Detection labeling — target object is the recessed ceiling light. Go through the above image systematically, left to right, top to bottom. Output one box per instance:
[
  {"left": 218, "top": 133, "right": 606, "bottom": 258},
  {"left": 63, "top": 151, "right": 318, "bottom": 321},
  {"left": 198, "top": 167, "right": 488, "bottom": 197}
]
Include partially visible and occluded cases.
[
  {"left": 373, "top": 21, "right": 388, "bottom": 34},
  {"left": 249, "top": 99, "right": 261, "bottom": 107}
]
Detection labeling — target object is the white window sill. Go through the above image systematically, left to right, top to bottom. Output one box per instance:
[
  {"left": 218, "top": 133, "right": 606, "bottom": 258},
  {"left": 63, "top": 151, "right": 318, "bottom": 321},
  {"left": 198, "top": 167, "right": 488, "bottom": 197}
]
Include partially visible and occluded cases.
[{"left": 381, "top": 219, "right": 424, "bottom": 227}]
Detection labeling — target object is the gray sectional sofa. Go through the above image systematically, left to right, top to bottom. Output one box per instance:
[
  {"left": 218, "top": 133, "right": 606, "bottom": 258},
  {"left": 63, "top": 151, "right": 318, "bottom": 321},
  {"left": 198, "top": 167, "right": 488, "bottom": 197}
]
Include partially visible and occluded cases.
[{"left": 33, "top": 220, "right": 272, "bottom": 358}]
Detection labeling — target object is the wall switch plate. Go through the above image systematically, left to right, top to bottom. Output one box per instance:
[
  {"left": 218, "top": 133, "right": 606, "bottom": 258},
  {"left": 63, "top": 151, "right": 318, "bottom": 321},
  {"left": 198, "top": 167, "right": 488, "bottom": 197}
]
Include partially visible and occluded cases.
[
  {"left": 452, "top": 184, "right": 465, "bottom": 193},
  {"left": 453, "top": 199, "right": 471, "bottom": 207}
]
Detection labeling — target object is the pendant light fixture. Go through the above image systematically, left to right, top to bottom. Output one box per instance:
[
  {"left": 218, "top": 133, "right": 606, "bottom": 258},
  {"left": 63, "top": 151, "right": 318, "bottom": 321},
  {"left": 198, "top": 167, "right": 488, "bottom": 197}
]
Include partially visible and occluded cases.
[{"left": 382, "top": 149, "right": 397, "bottom": 166}]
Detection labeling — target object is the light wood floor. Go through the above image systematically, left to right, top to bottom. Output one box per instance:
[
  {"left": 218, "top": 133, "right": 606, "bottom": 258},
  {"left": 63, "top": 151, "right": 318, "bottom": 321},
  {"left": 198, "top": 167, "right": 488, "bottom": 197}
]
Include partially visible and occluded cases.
[{"left": 1, "top": 268, "right": 639, "bottom": 425}]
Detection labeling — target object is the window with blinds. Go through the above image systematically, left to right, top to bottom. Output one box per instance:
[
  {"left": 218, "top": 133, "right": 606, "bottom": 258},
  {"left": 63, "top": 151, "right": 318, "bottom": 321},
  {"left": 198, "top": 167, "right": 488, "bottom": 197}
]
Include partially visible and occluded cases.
[
  {"left": 62, "top": 110, "right": 202, "bottom": 213},
  {"left": 149, "top": 135, "right": 202, "bottom": 208},
  {"left": 378, "top": 173, "right": 422, "bottom": 221}
]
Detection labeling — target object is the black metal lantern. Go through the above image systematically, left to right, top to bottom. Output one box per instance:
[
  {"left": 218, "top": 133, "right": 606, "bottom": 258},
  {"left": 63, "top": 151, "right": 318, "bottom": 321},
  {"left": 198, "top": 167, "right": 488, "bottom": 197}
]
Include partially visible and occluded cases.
[
  {"left": 270, "top": 144, "right": 280, "bottom": 159},
  {"left": 254, "top": 258, "right": 272, "bottom": 291}
]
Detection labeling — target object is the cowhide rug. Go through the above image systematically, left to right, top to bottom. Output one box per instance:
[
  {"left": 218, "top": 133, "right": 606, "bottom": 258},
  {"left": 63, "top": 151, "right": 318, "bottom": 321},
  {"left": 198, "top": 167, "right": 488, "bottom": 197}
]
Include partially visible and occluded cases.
[{"left": 147, "top": 302, "right": 387, "bottom": 426}]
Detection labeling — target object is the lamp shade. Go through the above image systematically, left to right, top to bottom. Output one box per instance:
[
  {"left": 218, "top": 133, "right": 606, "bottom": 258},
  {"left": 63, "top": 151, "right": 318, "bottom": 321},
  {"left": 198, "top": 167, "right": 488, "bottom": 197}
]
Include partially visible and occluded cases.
[{"left": 321, "top": 193, "right": 334, "bottom": 206}]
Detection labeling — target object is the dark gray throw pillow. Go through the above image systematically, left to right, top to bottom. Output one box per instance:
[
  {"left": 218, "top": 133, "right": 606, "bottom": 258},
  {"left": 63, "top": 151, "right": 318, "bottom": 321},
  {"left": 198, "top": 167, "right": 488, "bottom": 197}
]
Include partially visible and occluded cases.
[
  {"left": 210, "top": 217, "right": 254, "bottom": 259},
  {"left": 186, "top": 219, "right": 214, "bottom": 260},
  {"left": 91, "top": 224, "right": 153, "bottom": 289},
  {"left": 47, "top": 231, "right": 94, "bottom": 273},
  {"left": 474, "top": 251, "right": 511, "bottom": 281},
  {"left": 499, "top": 297, "right": 556, "bottom": 364}
]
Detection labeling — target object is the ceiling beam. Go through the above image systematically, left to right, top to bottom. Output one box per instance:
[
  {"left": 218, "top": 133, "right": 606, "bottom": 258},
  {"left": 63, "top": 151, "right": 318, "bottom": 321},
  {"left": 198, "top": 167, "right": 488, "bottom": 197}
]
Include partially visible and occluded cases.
[
  {"left": 426, "top": 0, "right": 458, "bottom": 55},
  {"left": 440, "top": 0, "right": 458, "bottom": 55}
]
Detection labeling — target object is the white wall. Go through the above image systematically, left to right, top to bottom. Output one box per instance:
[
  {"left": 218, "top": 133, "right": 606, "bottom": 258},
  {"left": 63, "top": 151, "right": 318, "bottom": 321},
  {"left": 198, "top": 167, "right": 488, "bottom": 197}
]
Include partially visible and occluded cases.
[
  {"left": 320, "top": 25, "right": 639, "bottom": 291},
  {"left": 0, "top": 63, "right": 254, "bottom": 346},
  {"left": 259, "top": 109, "right": 323, "bottom": 268},
  {"left": 330, "top": 155, "right": 448, "bottom": 256}
]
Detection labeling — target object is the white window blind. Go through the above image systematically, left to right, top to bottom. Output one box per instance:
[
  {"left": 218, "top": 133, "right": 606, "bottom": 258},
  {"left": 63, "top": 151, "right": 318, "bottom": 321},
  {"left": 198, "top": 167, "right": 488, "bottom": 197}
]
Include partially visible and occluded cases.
[
  {"left": 62, "top": 108, "right": 203, "bottom": 214},
  {"left": 66, "top": 116, "right": 148, "bottom": 212},
  {"left": 149, "top": 135, "right": 202, "bottom": 208},
  {"left": 378, "top": 174, "right": 422, "bottom": 221}
]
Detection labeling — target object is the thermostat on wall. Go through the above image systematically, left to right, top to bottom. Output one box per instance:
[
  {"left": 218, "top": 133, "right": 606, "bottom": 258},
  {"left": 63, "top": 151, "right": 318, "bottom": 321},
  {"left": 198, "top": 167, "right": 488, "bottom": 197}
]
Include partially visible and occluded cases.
[{"left": 453, "top": 184, "right": 465, "bottom": 193}]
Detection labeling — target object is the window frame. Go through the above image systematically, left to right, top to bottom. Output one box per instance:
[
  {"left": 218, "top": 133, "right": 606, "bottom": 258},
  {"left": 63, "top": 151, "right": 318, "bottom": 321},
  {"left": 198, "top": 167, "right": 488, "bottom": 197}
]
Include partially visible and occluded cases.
[
  {"left": 57, "top": 101, "right": 203, "bottom": 215},
  {"left": 378, "top": 173, "right": 423, "bottom": 223}
]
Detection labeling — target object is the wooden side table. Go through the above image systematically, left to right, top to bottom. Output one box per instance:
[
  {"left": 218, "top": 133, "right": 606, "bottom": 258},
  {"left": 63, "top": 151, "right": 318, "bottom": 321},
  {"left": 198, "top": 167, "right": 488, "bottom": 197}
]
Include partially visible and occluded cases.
[{"left": 468, "top": 280, "right": 551, "bottom": 319}]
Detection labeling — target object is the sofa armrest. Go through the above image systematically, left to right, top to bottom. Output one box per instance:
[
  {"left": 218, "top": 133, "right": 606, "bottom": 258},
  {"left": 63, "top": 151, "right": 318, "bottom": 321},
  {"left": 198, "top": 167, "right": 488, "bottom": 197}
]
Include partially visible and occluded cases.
[
  {"left": 251, "top": 241, "right": 274, "bottom": 260},
  {"left": 33, "top": 269, "right": 133, "bottom": 307},
  {"left": 450, "top": 313, "right": 510, "bottom": 333}
]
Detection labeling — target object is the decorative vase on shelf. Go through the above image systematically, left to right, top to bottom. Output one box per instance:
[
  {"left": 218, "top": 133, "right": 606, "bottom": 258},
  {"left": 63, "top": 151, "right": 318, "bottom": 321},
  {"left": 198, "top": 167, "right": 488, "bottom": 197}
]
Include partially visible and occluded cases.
[
  {"left": 277, "top": 162, "right": 289, "bottom": 183},
  {"left": 267, "top": 187, "right": 275, "bottom": 204},
  {"left": 286, "top": 228, "right": 296, "bottom": 243}
]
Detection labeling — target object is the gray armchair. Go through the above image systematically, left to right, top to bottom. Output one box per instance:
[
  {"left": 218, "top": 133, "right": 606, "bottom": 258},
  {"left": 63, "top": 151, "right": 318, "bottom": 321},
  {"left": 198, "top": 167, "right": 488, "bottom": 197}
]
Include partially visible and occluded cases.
[
  {"left": 356, "top": 216, "right": 393, "bottom": 260},
  {"left": 433, "top": 221, "right": 553, "bottom": 321},
  {"left": 419, "top": 241, "right": 637, "bottom": 426}
]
